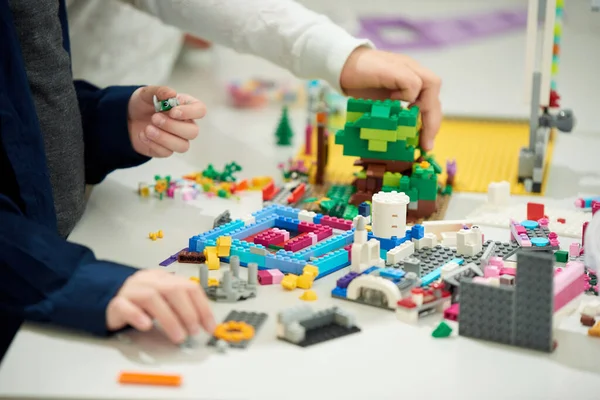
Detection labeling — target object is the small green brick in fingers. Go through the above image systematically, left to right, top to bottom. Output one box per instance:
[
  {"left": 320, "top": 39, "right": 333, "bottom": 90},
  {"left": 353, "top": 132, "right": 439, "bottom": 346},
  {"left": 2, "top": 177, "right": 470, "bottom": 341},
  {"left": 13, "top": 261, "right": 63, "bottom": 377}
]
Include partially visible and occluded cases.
[{"left": 153, "top": 94, "right": 180, "bottom": 113}]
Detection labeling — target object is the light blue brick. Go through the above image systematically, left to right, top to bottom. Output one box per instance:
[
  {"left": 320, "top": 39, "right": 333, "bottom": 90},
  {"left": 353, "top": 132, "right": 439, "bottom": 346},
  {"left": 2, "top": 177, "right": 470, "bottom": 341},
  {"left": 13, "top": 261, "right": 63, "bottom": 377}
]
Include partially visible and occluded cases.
[
  {"left": 229, "top": 215, "right": 277, "bottom": 239},
  {"left": 313, "top": 249, "right": 349, "bottom": 278},
  {"left": 265, "top": 253, "right": 306, "bottom": 275},
  {"left": 379, "top": 268, "right": 405, "bottom": 280}
]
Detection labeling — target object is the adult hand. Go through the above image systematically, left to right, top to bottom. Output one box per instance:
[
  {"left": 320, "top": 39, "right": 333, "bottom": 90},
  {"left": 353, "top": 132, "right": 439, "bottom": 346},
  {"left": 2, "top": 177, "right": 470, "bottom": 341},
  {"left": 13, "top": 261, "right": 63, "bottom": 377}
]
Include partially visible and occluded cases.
[
  {"left": 339, "top": 47, "right": 442, "bottom": 151},
  {"left": 128, "top": 86, "right": 206, "bottom": 158},
  {"left": 106, "top": 269, "right": 216, "bottom": 343}
]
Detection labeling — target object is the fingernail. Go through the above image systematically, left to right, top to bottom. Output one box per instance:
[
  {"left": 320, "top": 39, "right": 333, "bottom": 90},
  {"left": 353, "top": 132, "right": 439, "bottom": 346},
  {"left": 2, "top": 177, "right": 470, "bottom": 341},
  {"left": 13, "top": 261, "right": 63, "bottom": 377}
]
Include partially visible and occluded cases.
[
  {"left": 171, "top": 109, "right": 183, "bottom": 119},
  {"left": 152, "top": 113, "right": 166, "bottom": 127},
  {"left": 146, "top": 126, "right": 159, "bottom": 139},
  {"left": 139, "top": 131, "right": 149, "bottom": 143},
  {"left": 426, "top": 139, "right": 434, "bottom": 150},
  {"left": 174, "top": 329, "right": 186, "bottom": 343}
]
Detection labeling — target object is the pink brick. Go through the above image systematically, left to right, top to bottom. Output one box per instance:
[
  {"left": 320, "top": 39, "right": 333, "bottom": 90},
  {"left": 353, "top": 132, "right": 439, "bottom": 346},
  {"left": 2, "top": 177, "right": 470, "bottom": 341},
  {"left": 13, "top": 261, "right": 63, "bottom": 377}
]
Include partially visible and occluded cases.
[
  {"left": 319, "top": 215, "right": 353, "bottom": 231},
  {"left": 539, "top": 218, "right": 549, "bottom": 227},
  {"left": 297, "top": 221, "right": 320, "bottom": 233},
  {"left": 515, "top": 225, "right": 527, "bottom": 234},
  {"left": 313, "top": 226, "right": 333, "bottom": 241},
  {"left": 254, "top": 229, "right": 285, "bottom": 246},
  {"left": 308, "top": 232, "right": 317, "bottom": 245},
  {"left": 284, "top": 235, "right": 312, "bottom": 252},
  {"left": 569, "top": 243, "right": 580, "bottom": 257},
  {"left": 344, "top": 244, "right": 352, "bottom": 260},
  {"left": 489, "top": 257, "right": 504, "bottom": 267},
  {"left": 554, "top": 261, "right": 585, "bottom": 312},
  {"left": 484, "top": 265, "right": 500, "bottom": 278},
  {"left": 499, "top": 267, "right": 516, "bottom": 276},
  {"left": 269, "top": 269, "right": 285, "bottom": 284},
  {"left": 257, "top": 270, "right": 273, "bottom": 285},
  {"left": 472, "top": 277, "right": 488, "bottom": 284},
  {"left": 444, "top": 303, "right": 459, "bottom": 321}
]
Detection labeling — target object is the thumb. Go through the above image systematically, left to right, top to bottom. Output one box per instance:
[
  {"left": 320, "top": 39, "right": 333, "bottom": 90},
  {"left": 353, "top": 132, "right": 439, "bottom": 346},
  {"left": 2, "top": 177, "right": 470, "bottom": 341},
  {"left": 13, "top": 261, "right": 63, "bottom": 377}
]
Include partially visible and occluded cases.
[
  {"left": 137, "top": 86, "right": 178, "bottom": 106},
  {"left": 106, "top": 296, "right": 153, "bottom": 332}
]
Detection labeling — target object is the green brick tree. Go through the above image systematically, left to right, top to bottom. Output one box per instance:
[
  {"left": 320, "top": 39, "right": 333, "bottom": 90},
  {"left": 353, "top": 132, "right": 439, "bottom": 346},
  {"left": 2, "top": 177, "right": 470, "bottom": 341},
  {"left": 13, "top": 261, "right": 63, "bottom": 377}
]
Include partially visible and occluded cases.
[{"left": 275, "top": 106, "right": 294, "bottom": 146}]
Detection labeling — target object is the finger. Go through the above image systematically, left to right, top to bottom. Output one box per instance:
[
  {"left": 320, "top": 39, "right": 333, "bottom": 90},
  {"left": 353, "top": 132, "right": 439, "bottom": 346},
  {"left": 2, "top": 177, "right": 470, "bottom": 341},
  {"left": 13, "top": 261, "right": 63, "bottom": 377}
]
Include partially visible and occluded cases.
[
  {"left": 379, "top": 65, "right": 423, "bottom": 103},
  {"left": 410, "top": 65, "right": 443, "bottom": 151},
  {"left": 137, "top": 86, "right": 178, "bottom": 106},
  {"left": 169, "top": 97, "right": 207, "bottom": 121},
  {"left": 416, "top": 99, "right": 442, "bottom": 151},
  {"left": 151, "top": 113, "right": 199, "bottom": 140},
  {"left": 144, "top": 125, "right": 190, "bottom": 153},
  {"left": 138, "top": 130, "right": 174, "bottom": 157},
  {"left": 162, "top": 281, "right": 201, "bottom": 335},
  {"left": 187, "top": 283, "right": 216, "bottom": 333},
  {"left": 141, "top": 291, "right": 187, "bottom": 343},
  {"left": 106, "top": 297, "right": 153, "bottom": 332}
]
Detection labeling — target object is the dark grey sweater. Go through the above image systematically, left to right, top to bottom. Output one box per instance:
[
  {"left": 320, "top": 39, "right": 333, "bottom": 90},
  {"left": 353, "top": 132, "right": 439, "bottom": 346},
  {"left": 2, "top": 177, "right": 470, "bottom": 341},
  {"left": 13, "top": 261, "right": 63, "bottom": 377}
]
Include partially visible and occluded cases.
[{"left": 9, "top": 0, "right": 86, "bottom": 237}]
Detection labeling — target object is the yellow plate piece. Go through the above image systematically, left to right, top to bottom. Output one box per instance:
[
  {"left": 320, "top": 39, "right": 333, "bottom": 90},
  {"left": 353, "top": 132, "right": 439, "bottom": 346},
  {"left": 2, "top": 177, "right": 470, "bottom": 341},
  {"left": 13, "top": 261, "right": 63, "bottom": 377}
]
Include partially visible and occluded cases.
[
  {"left": 294, "top": 118, "right": 554, "bottom": 196},
  {"left": 214, "top": 321, "right": 255, "bottom": 342}
]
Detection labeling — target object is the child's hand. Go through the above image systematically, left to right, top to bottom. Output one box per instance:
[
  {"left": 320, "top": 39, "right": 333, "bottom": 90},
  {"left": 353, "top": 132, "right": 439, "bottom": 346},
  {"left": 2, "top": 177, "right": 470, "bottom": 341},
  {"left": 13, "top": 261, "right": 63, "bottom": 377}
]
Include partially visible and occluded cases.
[
  {"left": 340, "top": 47, "right": 442, "bottom": 151},
  {"left": 128, "top": 86, "right": 206, "bottom": 158},
  {"left": 106, "top": 269, "right": 216, "bottom": 343}
]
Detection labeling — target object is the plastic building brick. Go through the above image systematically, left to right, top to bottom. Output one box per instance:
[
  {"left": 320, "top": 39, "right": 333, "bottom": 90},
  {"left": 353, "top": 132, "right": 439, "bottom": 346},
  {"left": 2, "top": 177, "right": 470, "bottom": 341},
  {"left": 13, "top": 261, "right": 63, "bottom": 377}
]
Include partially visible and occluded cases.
[
  {"left": 153, "top": 95, "right": 180, "bottom": 112},
  {"left": 275, "top": 105, "right": 294, "bottom": 146},
  {"left": 371, "top": 191, "right": 410, "bottom": 239},
  {"left": 527, "top": 202, "right": 545, "bottom": 221},
  {"left": 213, "top": 210, "right": 232, "bottom": 228},
  {"left": 350, "top": 216, "right": 385, "bottom": 273},
  {"left": 509, "top": 219, "right": 559, "bottom": 251},
  {"left": 456, "top": 227, "right": 483, "bottom": 256},
  {"left": 149, "top": 230, "right": 163, "bottom": 241},
  {"left": 216, "top": 236, "right": 232, "bottom": 257},
  {"left": 203, "top": 247, "right": 220, "bottom": 270},
  {"left": 159, "top": 248, "right": 188, "bottom": 267},
  {"left": 177, "top": 251, "right": 206, "bottom": 264},
  {"left": 458, "top": 251, "right": 556, "bottom": 352},
  {"left": 200, "top": 257, "right": 258, "bottom": 302},
  {"left": 553, "top": 261, "right": 585, "bottom": 312},
  {"left": 331, "top": 267, "right": 420, "bottom": 311},
  {"left": 281, "top": 274, "right": 298, "bottom": 290},
  {"left": 396, "top": 283, "right": 452, "bottom": 323},
  {"left": 300, "top": 290, "right": 318, "bottom": 301},
  {"left": 444, "top": 303, "right": 459, "bottom": 321},
  {"left": 276, "top": 305, "right": 361, "bottom": 347},
  {"left": 207, "top": 311, "right": 267, "bottom": 349},
  {"left": 214, "top": 321, "right": 255, "bottom": 342},
  {"left": 432, "top": 321, "right": 453, "bottom": 338},
  {"left": 118, "top": 371, "right": 181, "bottom": 387}
]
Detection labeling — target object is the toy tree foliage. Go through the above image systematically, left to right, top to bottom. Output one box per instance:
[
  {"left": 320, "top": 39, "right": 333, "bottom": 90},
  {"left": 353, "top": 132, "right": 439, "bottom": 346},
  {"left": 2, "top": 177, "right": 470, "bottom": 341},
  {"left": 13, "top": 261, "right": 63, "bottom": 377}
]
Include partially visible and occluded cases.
[
  {"left": 335, "top": 99, "right": 420, "bottom": 161},
  {"left": 275, "top": 106, "right": 294, "bottom": 146}
]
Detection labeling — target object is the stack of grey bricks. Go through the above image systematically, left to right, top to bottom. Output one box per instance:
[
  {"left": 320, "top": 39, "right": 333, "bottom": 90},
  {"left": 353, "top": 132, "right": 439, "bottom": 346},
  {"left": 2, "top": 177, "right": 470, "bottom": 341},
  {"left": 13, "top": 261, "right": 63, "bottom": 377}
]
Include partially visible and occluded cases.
[{"left": 458, "top": 251, "right": 555, "bottom": 352}]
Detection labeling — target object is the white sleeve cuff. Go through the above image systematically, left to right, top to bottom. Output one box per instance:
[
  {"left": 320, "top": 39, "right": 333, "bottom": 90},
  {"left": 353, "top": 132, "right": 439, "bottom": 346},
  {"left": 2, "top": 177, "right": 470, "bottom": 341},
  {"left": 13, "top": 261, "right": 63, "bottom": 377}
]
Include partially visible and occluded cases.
[{"left": 291, "top": 22, "right": 374, "bottom": 94}]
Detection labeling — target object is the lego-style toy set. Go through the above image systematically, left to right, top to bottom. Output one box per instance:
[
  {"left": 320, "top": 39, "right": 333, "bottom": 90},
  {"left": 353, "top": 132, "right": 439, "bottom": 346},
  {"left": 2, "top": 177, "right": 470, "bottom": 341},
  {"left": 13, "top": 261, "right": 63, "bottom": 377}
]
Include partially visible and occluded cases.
[{"left": 156, "top": 178, "right": 595, "bottom": 359}]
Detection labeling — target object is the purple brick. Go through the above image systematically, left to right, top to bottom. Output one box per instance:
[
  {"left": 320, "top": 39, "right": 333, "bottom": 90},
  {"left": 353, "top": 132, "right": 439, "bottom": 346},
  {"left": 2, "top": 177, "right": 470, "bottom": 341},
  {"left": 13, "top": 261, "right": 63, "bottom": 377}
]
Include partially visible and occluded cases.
[{"left": 337, "top": 272, "right": 360, "bottom": 289}]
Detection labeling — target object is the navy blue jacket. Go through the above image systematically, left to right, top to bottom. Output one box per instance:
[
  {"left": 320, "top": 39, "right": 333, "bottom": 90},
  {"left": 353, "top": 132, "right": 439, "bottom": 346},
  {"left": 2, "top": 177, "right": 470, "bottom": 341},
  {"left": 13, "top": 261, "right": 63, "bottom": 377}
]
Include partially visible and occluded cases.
[{"left": 0, "top": 0, "right": 150, "bottom": 356}]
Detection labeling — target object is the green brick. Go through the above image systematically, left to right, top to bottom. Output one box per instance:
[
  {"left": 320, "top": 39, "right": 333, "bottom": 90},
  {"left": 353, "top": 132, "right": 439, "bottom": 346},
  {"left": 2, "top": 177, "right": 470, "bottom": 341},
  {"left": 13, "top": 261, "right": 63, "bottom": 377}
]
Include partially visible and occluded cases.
[
  {"left": 346, "top": 98, "right": 373, "bottom": 113},
  {"left": 371, "top": 104, "right": 391, "bottom": 118},
  {"left": 397, "top": 106, "right": 419, "bottom": 126},
  {"left": 346, "top": 111, "right": 363, "bottom": 122},
  {"left": 355, "top": 114, "right": 399, "bottom": 130},
  {"left": 396, "top": 125, "right": 417, "bottom": 140},
  {"left": 360, "top": 127, "right": 397, "bottom": 142},
  {"left": 406, "top": 135, "right": 419, "bottom": 147},
  {"left": 339, "top": 136, "right": 416, "bottom": 161},
  {"left": 368, "top": 139, "right": 388, "bottom": 152},
  {"left": 354, "top": 170, "right": 367, "bottom": 179},
  {"left": 383, "top": 172, "right": 402, "bottom": 187},
  {"left": 399, "top": 175, "right": 411, "bottom": 192},
  {"left": 411, "top": 176, "right": 438, "bottom": 201},
  {"left": 381, "top": 186, "right": 396, "bottom": 192},
  {"left": 406, "top": 188, "right": 418, "bottom": 202},
  {"left": 342, "top": 205, "right": 358, "bottom": 220},
  {"left": 554, "top": 250, "right": 569, "bottom": 263}
]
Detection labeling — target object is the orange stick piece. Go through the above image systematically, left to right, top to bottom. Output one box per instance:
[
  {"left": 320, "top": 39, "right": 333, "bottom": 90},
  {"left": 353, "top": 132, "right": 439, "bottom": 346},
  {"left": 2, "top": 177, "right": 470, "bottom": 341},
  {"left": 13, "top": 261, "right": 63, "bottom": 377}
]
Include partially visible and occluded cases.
[{"left": 118, "top": 371, "right": 182, "bottom": 387}]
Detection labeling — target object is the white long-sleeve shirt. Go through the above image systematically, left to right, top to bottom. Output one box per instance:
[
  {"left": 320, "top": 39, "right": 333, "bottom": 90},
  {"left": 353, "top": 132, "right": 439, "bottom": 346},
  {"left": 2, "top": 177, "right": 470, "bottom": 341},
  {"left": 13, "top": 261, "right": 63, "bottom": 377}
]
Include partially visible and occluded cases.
[{"left": 129, "top": 0, "right": 372, "bottom": 92}]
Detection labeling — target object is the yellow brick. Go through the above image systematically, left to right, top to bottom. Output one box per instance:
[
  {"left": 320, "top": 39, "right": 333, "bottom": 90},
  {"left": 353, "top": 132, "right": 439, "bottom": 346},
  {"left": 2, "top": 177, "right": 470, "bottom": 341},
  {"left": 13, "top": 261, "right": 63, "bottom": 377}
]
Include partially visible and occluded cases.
[
  {"left": 367, "top": 139, "right": 388, "bottom": 152},
  {"left": 216, "top": 236, "right": 232, "bottom": 257},
  {"left": 302, "top": 265, "right": 319, "bottom": 279},
  {"left": 281, "top": 274, "right": 298, "bottom": 290},
  {"left": 297, "top": 274, "right": 314, "bottom": 289},
  {"left": 299, "top": 290, "right": 318, "bottom": 301}
]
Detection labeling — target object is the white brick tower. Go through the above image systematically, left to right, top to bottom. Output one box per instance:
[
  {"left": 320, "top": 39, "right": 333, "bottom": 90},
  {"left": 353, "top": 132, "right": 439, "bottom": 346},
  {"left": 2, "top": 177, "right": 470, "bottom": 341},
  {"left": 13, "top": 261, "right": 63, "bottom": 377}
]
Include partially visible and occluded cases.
[{"left": 371, "top": 191, "right": 410, "bottom": 239}]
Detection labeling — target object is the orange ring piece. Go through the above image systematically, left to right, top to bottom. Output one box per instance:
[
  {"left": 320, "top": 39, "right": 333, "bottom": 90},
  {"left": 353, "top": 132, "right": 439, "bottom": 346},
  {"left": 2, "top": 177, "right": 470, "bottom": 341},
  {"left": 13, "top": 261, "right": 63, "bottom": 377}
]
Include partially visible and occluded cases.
[{"left": 213, "top": 321, "right": 255, "bottom": 342}]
